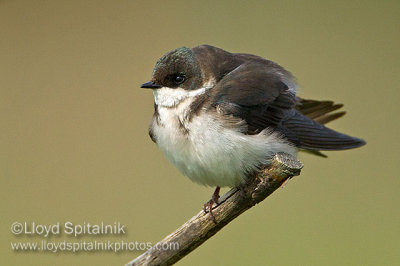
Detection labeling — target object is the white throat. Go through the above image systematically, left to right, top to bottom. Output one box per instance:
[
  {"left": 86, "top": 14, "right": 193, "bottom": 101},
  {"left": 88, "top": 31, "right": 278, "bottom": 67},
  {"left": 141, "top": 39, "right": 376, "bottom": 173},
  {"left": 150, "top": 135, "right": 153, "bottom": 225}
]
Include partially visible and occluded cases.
[
  {"left": 152, "top": 80, "right": 215, "bottom": 107},
  {"left": 152, "top": 87, "right": 205, "bottom": 107}
]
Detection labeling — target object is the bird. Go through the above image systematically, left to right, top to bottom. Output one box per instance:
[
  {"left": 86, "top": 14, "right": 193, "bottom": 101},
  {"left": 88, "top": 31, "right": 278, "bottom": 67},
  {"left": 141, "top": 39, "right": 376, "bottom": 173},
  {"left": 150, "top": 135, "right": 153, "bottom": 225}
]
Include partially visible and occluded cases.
[{"left": 141, "top": 45, "right": 366, "bottom": 221}]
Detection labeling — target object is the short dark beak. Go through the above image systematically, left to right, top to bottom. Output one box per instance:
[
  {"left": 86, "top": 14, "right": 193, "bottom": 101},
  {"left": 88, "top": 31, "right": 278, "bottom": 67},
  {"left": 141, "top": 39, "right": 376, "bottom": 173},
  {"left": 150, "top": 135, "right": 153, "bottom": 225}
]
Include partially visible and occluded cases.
[{"left": 140, "top": 81, "right": 162, "bottom": 89}]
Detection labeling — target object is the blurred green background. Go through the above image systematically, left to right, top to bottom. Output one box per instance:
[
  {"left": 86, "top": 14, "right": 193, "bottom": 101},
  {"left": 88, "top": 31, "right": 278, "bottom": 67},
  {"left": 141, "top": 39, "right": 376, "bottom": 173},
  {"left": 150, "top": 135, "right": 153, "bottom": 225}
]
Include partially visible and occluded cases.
[{"left": 1, "top": 0, "right": 399, "bottom": 265}]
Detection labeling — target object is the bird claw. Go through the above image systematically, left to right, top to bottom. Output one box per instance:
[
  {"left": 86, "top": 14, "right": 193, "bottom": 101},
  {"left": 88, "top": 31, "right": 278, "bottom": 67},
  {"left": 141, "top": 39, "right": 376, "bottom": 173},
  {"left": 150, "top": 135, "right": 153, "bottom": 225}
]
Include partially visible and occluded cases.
[
  {"left": 280, "top": 178, "right": 290, "bottom": 188},
  {"left": 203, "top": 186, "right": 220, "bottom": 224},
  {"left": 203, "top": 200, "right": 217, "bottom": 223}
]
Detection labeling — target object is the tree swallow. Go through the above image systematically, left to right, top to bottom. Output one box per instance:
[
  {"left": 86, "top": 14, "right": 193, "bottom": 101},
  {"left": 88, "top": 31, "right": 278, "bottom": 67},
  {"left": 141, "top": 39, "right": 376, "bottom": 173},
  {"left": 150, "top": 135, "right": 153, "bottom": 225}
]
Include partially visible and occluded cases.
[{"left": 141, "top": 45, "right": 365, "bottom": 219}]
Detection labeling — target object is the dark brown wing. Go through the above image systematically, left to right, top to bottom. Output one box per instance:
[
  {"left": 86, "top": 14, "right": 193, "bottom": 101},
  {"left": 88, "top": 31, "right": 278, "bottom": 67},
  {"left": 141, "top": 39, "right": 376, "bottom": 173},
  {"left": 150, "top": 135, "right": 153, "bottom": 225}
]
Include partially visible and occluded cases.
[
  {"left": 211, "top": 62, "right": 296, "bottom": 134},
  {"left": 212, "top": 63, "right": 366, "bottom": 151},
  {"left": 278, "top": 109, "right": 365, "bottom": 151}
]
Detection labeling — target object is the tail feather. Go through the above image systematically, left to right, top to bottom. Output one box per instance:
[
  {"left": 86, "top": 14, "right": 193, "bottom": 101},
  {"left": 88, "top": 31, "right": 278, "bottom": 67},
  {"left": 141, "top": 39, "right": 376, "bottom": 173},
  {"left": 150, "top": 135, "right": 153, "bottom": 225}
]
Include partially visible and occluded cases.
[
  {"left": 296, "top": 98, "right": 345, "bottom": 124},
  {"left": 279, "top": 100, "right": 366, "bottom": 152},
  {"left": 314, "top": 111, "right": 346, "bottom": 124}
]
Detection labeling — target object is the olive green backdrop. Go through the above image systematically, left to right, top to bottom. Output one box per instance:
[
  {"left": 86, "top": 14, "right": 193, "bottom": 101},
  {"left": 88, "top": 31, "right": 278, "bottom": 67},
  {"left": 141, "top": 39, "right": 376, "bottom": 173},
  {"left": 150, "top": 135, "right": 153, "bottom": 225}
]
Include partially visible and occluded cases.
[{"left": 1, "top": 0, "right": 399, "bottom": 265}]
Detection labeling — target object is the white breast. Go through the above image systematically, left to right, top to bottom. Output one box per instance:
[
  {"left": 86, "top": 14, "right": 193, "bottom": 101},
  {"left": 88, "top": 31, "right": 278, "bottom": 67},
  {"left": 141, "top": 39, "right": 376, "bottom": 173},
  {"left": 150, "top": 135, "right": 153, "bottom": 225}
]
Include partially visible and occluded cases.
[{"left": 151, "top": 92, "right": 297, "bottom": 187}]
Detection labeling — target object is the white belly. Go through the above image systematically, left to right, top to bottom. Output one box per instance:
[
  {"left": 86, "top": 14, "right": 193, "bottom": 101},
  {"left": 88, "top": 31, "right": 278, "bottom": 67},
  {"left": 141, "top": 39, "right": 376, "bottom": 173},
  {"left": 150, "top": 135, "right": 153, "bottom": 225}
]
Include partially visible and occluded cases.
[{"left": 152, "top": 104, "right": 296, "bottom": 187}]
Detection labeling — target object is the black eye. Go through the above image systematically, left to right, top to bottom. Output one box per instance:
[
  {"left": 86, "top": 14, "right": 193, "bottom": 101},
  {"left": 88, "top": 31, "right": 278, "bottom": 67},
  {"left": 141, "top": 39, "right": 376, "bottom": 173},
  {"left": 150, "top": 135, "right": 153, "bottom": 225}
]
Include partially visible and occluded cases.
[{"left": 173, "top": 74, "right": 185, "bottom": 84}]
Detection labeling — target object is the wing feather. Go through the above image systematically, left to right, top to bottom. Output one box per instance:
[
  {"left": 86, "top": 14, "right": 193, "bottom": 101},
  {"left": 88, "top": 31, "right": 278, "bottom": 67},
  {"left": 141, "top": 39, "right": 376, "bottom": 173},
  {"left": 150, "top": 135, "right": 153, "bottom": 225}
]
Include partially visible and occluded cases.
[{"left": 210, "top": 62, "right": 366, "bottom": 151}]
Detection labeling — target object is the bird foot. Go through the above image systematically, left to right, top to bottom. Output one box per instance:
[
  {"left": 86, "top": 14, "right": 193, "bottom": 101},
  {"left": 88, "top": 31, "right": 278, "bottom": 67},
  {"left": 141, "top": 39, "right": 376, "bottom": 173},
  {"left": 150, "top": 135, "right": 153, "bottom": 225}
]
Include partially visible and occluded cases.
[{"left": 203, "top": 186, "right": 220, "bottom": 224}]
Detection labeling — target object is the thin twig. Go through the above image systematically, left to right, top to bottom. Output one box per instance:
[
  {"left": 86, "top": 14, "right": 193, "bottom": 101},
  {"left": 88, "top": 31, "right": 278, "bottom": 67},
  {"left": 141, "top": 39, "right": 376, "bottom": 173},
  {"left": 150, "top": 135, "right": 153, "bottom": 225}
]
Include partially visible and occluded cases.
[{"left": 127, "top": 153, "right": 303, "bottom": 266}]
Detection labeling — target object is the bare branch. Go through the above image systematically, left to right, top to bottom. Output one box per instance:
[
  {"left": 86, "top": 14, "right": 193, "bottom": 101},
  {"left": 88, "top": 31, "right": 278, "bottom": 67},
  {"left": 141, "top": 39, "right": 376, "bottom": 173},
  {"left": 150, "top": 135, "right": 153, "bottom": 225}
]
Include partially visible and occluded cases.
[{"left": 127, "top": 153, "right": 303, "bottom": 266}]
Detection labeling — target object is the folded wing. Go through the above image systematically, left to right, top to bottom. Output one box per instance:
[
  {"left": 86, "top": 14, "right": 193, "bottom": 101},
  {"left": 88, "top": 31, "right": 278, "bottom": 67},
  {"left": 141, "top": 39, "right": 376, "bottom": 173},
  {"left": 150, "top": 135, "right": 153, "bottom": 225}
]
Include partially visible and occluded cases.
[{"left": 211, "top": 62, "right": 366, "bottom": 152}]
